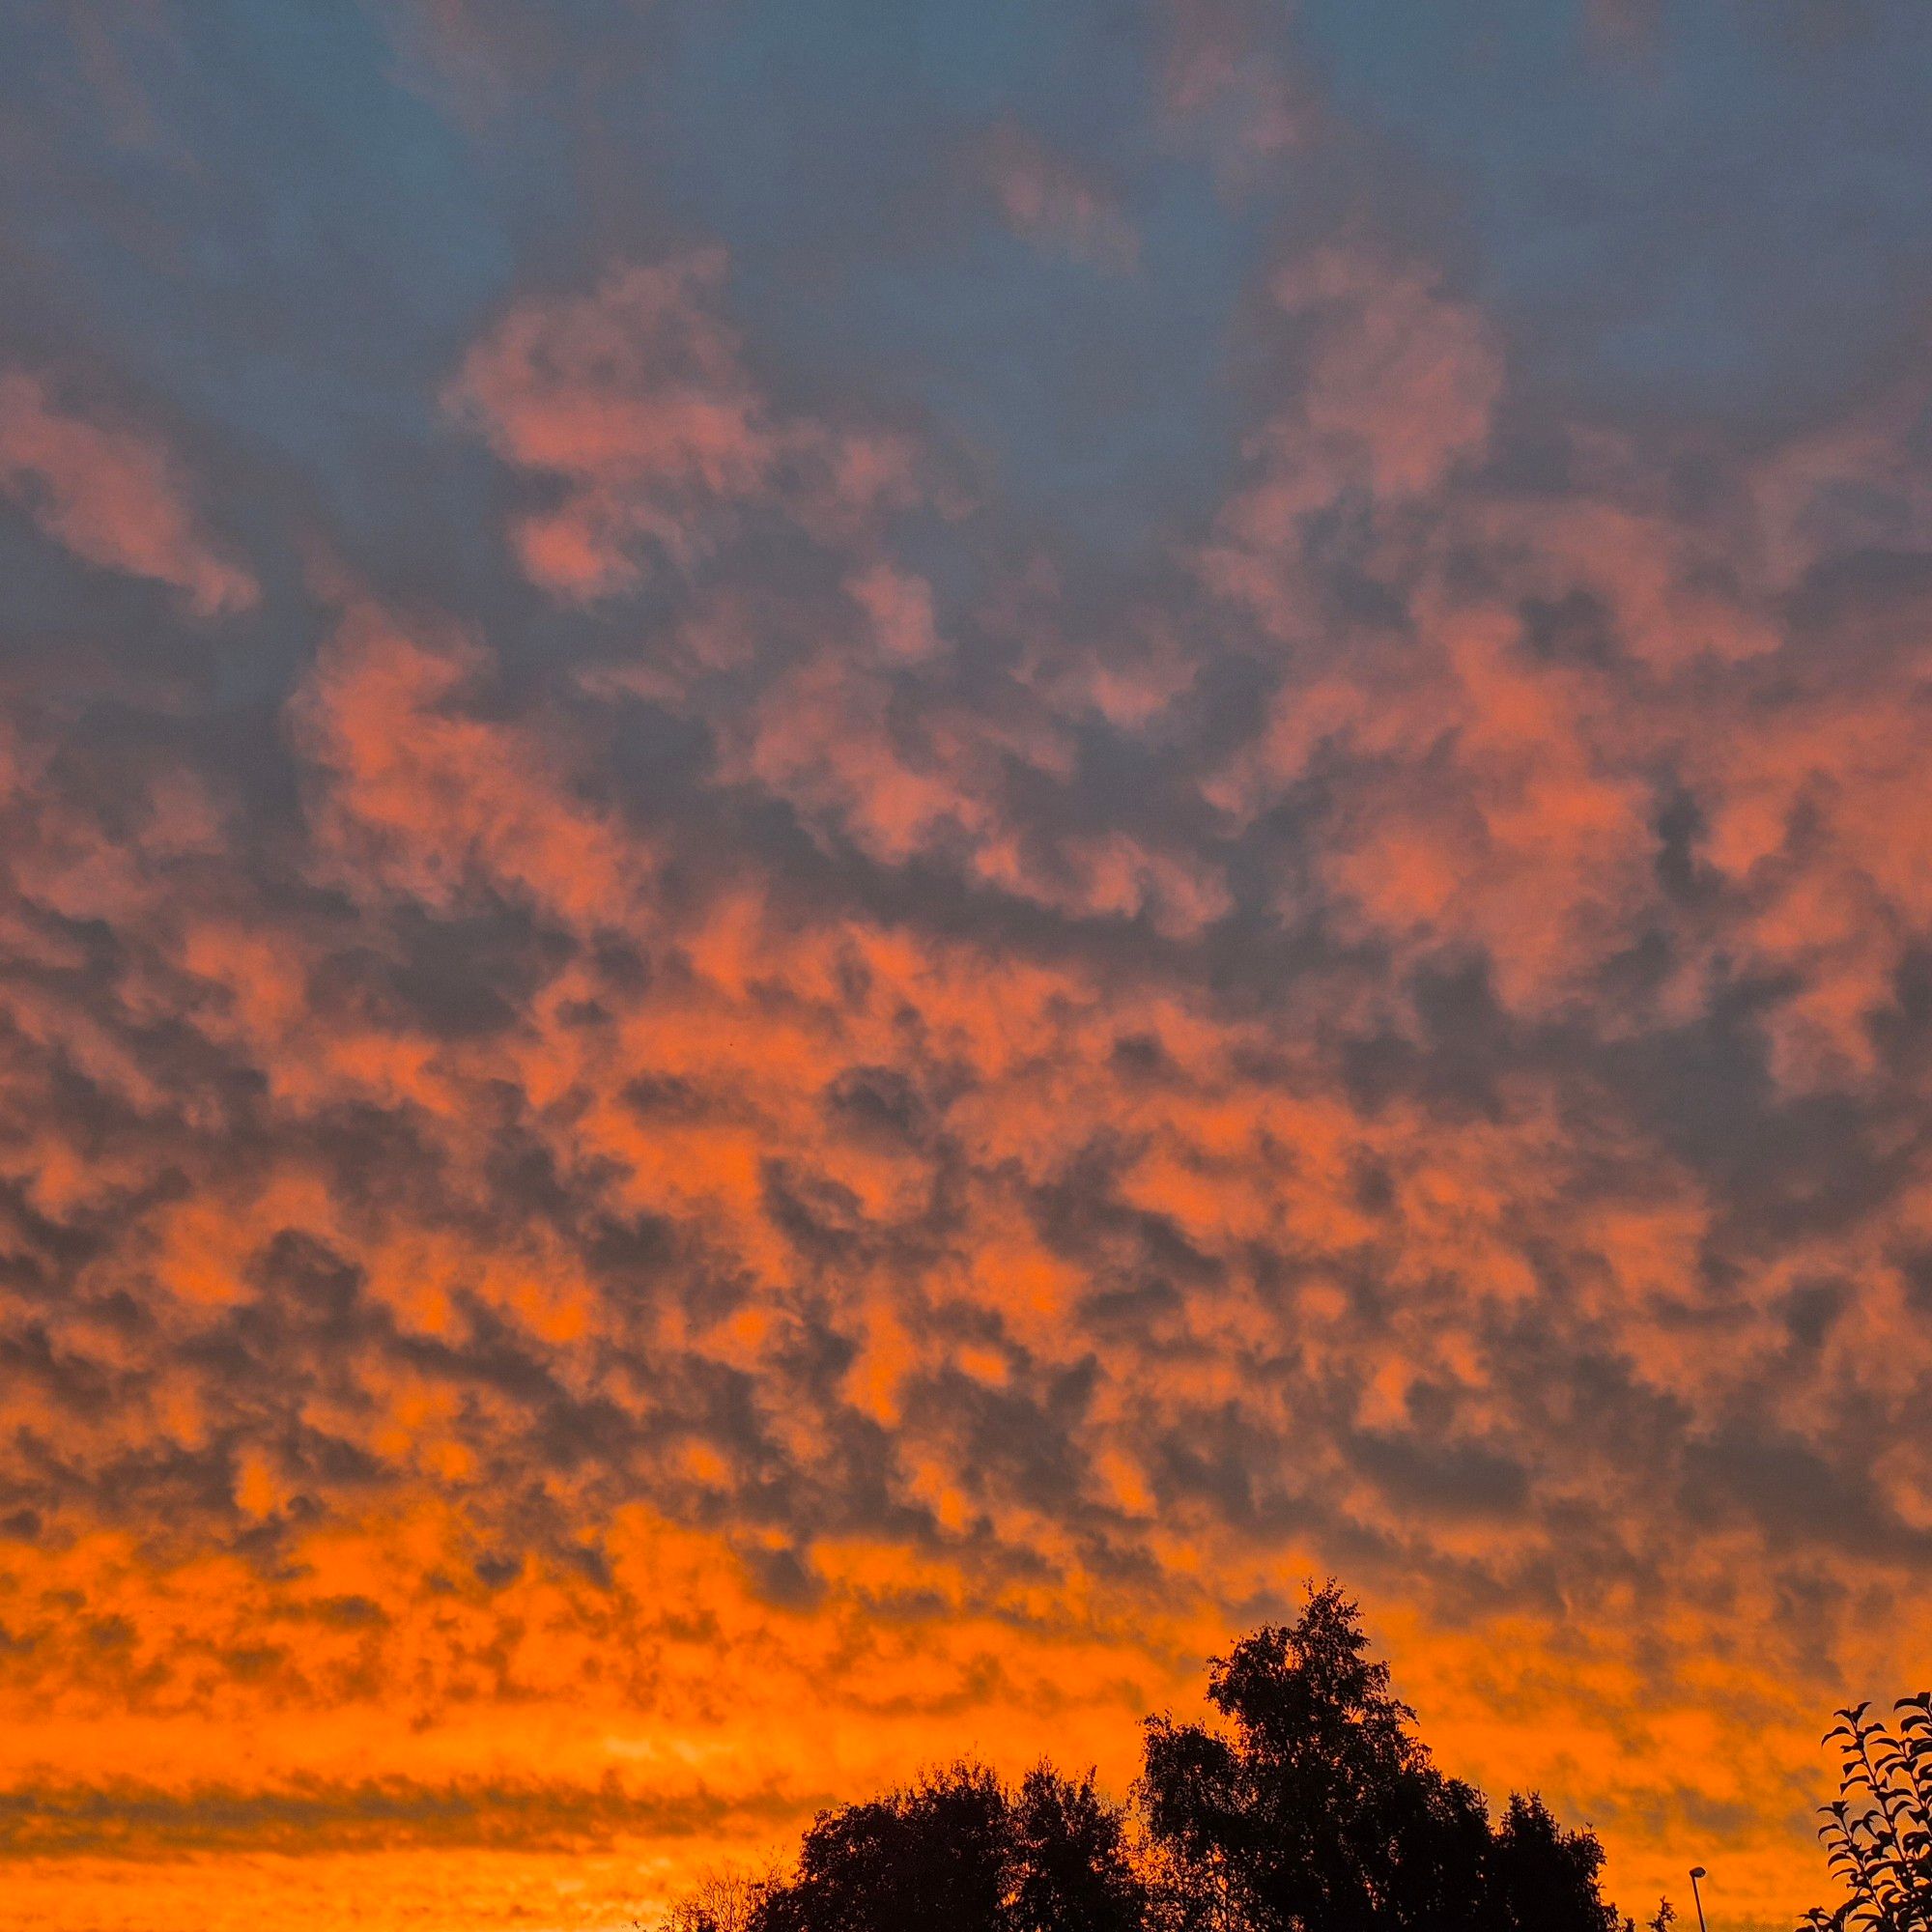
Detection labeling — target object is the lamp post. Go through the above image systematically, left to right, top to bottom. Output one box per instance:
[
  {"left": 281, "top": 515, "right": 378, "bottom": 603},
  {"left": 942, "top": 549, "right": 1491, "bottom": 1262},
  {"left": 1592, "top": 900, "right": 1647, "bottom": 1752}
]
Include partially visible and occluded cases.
[{"left": 1690, "top": 1866, "right": 1710, "bottom": 1932}]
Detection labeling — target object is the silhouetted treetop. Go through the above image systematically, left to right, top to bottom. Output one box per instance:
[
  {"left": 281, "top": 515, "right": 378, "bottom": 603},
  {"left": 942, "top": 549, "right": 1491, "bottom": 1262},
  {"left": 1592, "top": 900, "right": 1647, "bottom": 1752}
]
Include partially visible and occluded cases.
[
  {"left": 658, "top": 1581, "right": 1628, "bottom": 1932},
  {"left": 1139, "top": 1582, "right": 1619, "bottom": 1932},
  {"left": 749, "top": 1761, "right": 1144, "bottom": 1932},
  {"left": 1489, "top": 1793, "right": 1622, "bottom": 1932}
]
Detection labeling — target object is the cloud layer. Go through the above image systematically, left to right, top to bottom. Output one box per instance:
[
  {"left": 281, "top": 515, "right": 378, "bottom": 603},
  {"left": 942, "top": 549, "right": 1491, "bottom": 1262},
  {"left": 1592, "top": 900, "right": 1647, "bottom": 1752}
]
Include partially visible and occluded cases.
[{"left": 3, "top": 5, "right": 1932, "bottom": 1928}]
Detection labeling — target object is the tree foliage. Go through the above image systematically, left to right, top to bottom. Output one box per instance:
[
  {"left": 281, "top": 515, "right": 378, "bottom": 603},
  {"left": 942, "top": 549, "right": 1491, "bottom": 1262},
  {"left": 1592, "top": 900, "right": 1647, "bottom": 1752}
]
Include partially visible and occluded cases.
[
  {"left": 657, "top": 1581, "right": 1630, "bottom": 1932},
  {"left": 1138, "top": 1582, "right": 1620, "bottom": 1932},
  {"left": 1800, "top": 1695, "right": 1932, "bottom": 1932},
  {"left": 745, "top": 1760, "right": 1145, "bottom": 1932},
  {"left": 661, "top": 1865, "right": 777, "bottom": 1932}
]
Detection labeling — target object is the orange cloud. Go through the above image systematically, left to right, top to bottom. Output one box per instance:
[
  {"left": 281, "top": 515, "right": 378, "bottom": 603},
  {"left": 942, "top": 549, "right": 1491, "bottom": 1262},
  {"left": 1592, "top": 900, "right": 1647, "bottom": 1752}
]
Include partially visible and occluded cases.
[{"left": 447, "top": 254, "right": 922, "bottom": 602}]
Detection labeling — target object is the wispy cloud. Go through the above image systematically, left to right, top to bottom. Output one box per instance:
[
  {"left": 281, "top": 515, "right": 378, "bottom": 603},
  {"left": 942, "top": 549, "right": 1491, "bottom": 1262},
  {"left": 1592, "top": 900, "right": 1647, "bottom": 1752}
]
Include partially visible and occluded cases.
[{"left": 0, "top": 371, "right": 256, "bottom": 616}]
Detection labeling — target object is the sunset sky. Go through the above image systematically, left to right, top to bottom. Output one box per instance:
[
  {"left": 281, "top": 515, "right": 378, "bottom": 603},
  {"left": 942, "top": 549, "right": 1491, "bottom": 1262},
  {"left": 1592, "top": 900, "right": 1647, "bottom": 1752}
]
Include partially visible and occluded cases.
[{"left": 5, "top": 4, "right": 1932, "bottom": 1928}]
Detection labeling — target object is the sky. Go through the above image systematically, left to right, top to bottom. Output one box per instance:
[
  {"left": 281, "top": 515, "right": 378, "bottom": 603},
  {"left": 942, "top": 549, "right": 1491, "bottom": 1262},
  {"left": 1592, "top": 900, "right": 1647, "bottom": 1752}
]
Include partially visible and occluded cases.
[{"left": 3, "top": 3, "right": 1932, "bottom": 1927}]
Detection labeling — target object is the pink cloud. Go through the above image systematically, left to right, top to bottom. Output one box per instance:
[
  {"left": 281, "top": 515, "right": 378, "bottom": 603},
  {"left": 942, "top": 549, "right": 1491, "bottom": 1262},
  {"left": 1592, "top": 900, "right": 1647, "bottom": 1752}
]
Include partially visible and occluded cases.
[
  {"left": 1157, "top": 0, "right": 1310, "bottom": 180},
  {"left": 979, "top": 124, "right": 1140, "bottom": 271},
  {"left": 447, "top": 251, "right": 776, "bottom": 600},
  {"left": 448, "top": 252, "right": 923, "bottom": 603},
  {"left": 0, "top": 370, "right": 257, "bottom": 616},
  {"left": 288, "top": 592, "right": 640, "bottom": 928}
]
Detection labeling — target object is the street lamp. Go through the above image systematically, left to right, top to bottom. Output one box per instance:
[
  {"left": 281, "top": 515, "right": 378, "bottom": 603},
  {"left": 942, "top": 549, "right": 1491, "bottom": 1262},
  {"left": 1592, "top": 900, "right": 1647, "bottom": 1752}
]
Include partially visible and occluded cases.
[{"left": 1689, "top": 1866, "right": 1710, "bottom": 1932}]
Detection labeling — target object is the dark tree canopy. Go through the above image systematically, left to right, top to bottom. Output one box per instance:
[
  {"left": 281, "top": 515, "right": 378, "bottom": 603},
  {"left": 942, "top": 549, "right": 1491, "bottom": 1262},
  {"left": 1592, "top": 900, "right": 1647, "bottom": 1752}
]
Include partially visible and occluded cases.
[
  {"left": 659, "top": 1582, "right": 1628, "bottom": 1932},
  {"left": 1139, "top": 1583, "right": 1621, "bottom": 1932},
  {"left": 748, "top": 1761, "right": 1145, "bottom": 1932},
  {"left": 1009, "top": 1764, "right": 1150, "bottom": 1932},
  {"left": 1489, "top": 1793, "right": 1621, "bottom": 1932}
]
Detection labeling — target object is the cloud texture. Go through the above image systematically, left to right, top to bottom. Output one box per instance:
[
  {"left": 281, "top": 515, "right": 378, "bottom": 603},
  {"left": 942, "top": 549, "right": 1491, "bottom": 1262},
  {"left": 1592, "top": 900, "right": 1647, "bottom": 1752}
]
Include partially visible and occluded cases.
[{"left": 3, "top": 4, "right": 1932, "bottom": 1927}]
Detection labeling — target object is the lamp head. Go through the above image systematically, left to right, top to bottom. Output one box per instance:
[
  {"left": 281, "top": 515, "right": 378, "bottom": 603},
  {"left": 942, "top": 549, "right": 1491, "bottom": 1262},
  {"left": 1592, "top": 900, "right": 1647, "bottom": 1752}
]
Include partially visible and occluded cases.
[{"left": 1690, "top": 1867, "right": 1707, "bottom": 1881}]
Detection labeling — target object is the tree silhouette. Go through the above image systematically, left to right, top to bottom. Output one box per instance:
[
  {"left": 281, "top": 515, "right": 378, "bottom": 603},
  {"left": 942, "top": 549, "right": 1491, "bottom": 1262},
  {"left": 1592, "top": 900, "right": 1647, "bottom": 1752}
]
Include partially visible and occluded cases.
[
  {"left": 656, "top": 1581, "right": 1629, "bottom": 1932},
  {"left": 1139, "top": 1582, "right": 1621, "bottom": 1932},
  {"left": 1799, "top": 1694, "right": 1932, "bottom": 1931},
  {"left": 749, "top": 1760, "right": 1145, "bottom": 1932},
  {"left": 1009, "top": 1764, "right": 1149, "bottom": 1932},
  {"left": 1489, "top": 1793, "right": 1623, "bottom": 1932},
  {"left": 661, "top": 1865, "right": 776, "bottom": 1932}
]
